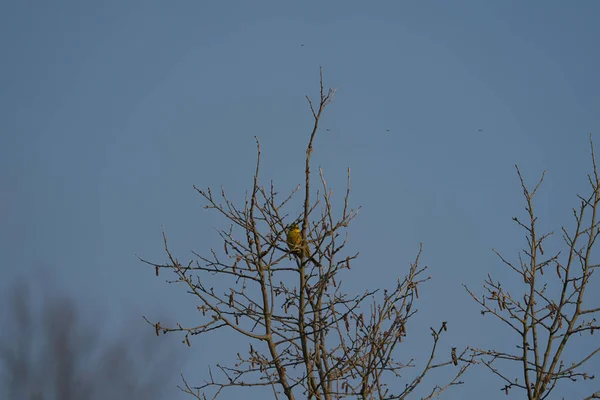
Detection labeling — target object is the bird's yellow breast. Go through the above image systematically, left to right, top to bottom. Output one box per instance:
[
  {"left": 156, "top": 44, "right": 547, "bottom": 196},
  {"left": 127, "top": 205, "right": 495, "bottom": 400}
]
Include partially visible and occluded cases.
[
  {"left": 286, "top": 225, "right": 308, "bottom": 257},
  {"left": 287, "top": 227, "right": 302, "bottom": 248}
]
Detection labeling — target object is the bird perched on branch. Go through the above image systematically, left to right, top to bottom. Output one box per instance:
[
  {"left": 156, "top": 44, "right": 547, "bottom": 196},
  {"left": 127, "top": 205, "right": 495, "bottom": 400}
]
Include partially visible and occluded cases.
[{"left": 286, "top": 222, "right": 310, "bottom": 258}]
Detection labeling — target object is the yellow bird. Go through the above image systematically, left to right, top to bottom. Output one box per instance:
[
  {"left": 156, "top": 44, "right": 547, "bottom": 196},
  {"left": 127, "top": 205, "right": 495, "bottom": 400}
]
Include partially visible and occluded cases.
[{"left": 286, "top": 222, "right": 310, "bottom": 258}]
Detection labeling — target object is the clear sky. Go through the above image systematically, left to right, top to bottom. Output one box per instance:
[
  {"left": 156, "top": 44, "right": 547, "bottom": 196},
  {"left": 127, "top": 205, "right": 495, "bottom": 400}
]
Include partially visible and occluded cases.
[{"left": 1, "top": 1, "right": 599, "bottom": 399}]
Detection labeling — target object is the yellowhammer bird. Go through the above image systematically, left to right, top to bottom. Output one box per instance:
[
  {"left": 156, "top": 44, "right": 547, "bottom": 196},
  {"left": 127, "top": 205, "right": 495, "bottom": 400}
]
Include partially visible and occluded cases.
[{"left": 286, "top": 222, "right": 310, "bottom": 258}]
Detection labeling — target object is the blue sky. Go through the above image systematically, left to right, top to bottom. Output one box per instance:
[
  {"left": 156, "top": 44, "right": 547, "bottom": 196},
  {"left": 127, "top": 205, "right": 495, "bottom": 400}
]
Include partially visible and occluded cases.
[{"left": 1, "top": 1, "right": 599, "bottom": 399}]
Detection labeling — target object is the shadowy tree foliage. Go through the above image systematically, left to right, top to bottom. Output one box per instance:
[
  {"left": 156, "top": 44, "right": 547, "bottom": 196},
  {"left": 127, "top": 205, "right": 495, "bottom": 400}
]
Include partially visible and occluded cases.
[
  {"left": 141, "top": 70, "right": 474, "bottom": 400},
  {"left": 465, "top": 138, "right": 600, "bottom": 399},
  {"left": 0, "top": 278, "right": 182, "bottom": 400}
]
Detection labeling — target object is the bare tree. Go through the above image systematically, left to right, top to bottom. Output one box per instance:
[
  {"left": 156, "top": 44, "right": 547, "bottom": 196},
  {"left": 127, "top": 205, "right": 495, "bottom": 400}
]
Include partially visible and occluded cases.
[
  {"left": 141, "top": 69, "right": 474, "bottom": 400},
  {"left": 465, "top": 137, "right": 600, "bottom": 399},
  {"left": 0, "top": 277, "right": 183, "bottom": 400}
]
